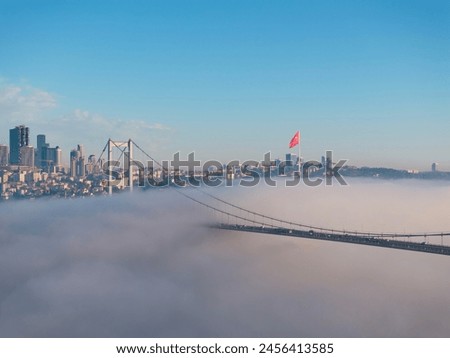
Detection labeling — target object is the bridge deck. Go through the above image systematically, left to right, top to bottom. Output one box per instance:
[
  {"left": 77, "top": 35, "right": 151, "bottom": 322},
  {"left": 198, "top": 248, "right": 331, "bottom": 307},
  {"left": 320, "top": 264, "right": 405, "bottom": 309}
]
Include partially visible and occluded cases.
[{"left": 212, "top": 224, "right": 450, "bottom": 257}]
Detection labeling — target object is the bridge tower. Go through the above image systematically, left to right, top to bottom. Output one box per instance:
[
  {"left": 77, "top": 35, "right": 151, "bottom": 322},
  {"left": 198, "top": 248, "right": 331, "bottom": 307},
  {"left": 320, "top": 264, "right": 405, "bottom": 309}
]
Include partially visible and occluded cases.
[{"left": 107, "top": 139, "right": 134, "bottom": 195}]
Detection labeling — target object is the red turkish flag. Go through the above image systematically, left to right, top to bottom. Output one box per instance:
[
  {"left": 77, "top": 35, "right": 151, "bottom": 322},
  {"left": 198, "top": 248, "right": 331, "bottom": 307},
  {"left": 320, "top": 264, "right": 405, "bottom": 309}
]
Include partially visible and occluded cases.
[{"left": 289, "top": 131, "right": 300, "bottom": 148}]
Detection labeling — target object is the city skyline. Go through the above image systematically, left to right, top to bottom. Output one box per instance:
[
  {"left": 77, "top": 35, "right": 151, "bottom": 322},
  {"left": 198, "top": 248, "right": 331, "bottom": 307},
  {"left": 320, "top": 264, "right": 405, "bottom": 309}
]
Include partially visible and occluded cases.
[
  {"left": 0, "top": 1, "right": 449, "bottom": 170},
  {"left": 0, "top": 122, "right": 447, "bottom": 172}
]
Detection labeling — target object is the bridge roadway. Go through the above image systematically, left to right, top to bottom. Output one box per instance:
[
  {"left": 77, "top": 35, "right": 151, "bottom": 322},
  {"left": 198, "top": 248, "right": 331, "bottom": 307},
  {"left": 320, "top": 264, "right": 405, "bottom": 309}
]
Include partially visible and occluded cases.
[
  {"left": 98, "top": 138, "right": 450, "bottom": 257},
  {"left": 213, "top": 223, "right": 450, "bottom": 257}
]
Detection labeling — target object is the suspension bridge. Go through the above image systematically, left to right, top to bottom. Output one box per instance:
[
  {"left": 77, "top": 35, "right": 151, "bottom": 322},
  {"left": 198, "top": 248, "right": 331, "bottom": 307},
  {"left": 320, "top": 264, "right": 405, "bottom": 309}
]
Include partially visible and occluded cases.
[{"left": 97, "top": 139, "right": 450, "bottom": 257}]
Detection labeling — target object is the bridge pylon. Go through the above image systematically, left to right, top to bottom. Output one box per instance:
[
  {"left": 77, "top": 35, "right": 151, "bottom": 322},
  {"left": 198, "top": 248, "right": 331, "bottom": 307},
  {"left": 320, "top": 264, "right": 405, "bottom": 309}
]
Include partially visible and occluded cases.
[{"left": 107, "top": 139, "right": 134, "bottom": 195}]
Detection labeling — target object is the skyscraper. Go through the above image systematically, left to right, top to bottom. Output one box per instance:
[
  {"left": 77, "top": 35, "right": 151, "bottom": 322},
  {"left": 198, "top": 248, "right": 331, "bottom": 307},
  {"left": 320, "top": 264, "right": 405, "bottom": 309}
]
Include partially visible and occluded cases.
[
  {"left": 9, "top": 125, "right": 30, "bottom": 164},
  {"left": 36, "top": 134, "right": 48, "bottom": 168},
  {"left": 36, "top": 134, "right": 63, "bottom": 172},
  {"left": 37, "top": 134, "right": 46, "bottom": 152},
  {"left": 77, "top": 144, "right": 84, "bottom": 159},
  {"left": 77, "top": 144, "right": 85, "bottom": 177},
  {"left": 69, "top": 145, "right": 86, "bottom": 177},
  {"left": 20, "top": 146, "right": 35, "bottom": 167},
  {"left": 55, "top": 146, "right": 62, "bottom": 171},
  {"left": 70, "top": 149, "right": 80, "bottom": 177},
  {"left": 285, "top": 153, "right": 298, "bottom": 167},
  {"left": 86, "top": 154, "right": 101, "bottom": 175}
]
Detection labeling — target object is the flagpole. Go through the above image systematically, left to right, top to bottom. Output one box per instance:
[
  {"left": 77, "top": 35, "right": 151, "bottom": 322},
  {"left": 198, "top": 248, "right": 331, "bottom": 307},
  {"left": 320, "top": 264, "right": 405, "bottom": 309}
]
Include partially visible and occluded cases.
[
  {"left": 288, "top": 131, "right": 301, "bottom": 176},
  {"left": 298, "top": 131, "right": 301, "bottom": 175}
]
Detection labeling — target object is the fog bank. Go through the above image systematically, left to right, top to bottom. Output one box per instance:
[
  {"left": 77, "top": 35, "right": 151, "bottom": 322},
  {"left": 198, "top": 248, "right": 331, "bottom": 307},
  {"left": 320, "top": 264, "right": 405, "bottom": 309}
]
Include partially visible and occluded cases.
[{"left": 1, "top": 179, "right": 450, "bottom": 337}]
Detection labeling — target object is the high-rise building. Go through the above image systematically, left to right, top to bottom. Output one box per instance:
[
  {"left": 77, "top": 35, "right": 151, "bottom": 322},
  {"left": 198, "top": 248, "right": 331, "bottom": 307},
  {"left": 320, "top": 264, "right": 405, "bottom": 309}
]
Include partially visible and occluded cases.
[
  {"left": 9, "top": 125, "right": 29, "bottom": 164},
  {"left": 36, "top": 134, "right": 48, "bottom": 168},
  {"left": 37, "top": 134, "right": 46, "bottom": 148},
  {"left": 36, "top": 135, "right": 63, "bottom": 172},
  {"left": 77, "top": 144, "right": 84, "bottom": 159},
  {"left": 0, "top": 145, "right": 8, "bottom": 167},
  {"left": 69, "top": 145, "right": 86, "bottom": 177},
  {"left": 19, "top": 146, "right": 35, "bottom": 167},
  {"left": 45, "top": 146, "right": 62, "bottom": 173},
  {"left": 55, "top": 146, "right": 62, "bottom": 171},
  {"left": 46, "top": 147, "right": 56, "bottom": 169},
  {"left": 70, "top": 149, "right": 80, "bottom": 177},
  {"left": 326, "top": 151, "right": 333, "bottom": 177},
  {"left": 285, "top": 153, "right": 298, "bottom": 167},
  {"left": 86, "top": 154, "right": 101, "bottom": 175},
  {"left": 86, "top": 155, "right": 94, "bottom": 175},
  {"left": 79, "top": 156, "right": 85, "bottom": 177},
  {"left": 432, "top": 163, "right": 438, "bottom": 172}
]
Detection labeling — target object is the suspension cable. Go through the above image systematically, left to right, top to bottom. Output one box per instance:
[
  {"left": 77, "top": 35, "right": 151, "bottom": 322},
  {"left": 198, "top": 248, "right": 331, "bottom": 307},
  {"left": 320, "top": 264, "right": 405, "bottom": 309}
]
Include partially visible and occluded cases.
[{"left": 112, "top": 139, "right": 450, "bottom": 241}]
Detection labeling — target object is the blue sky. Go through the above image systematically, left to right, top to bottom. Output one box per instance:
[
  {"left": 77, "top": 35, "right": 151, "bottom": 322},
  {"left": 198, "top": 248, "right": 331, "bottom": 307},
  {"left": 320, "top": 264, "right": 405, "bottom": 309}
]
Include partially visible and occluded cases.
[{"left": 0, "top": 0, "right": 449, "bottom": 169}]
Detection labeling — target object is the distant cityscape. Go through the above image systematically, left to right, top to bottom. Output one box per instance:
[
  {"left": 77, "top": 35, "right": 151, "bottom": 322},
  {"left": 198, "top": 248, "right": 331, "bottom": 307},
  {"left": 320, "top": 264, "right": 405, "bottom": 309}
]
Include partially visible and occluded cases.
[
  {"left": 0, "top": 124, "right": 106, "bottom": 201},
  {"left": 1, "top": 124, "right": 450, "bottom": 202}
]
